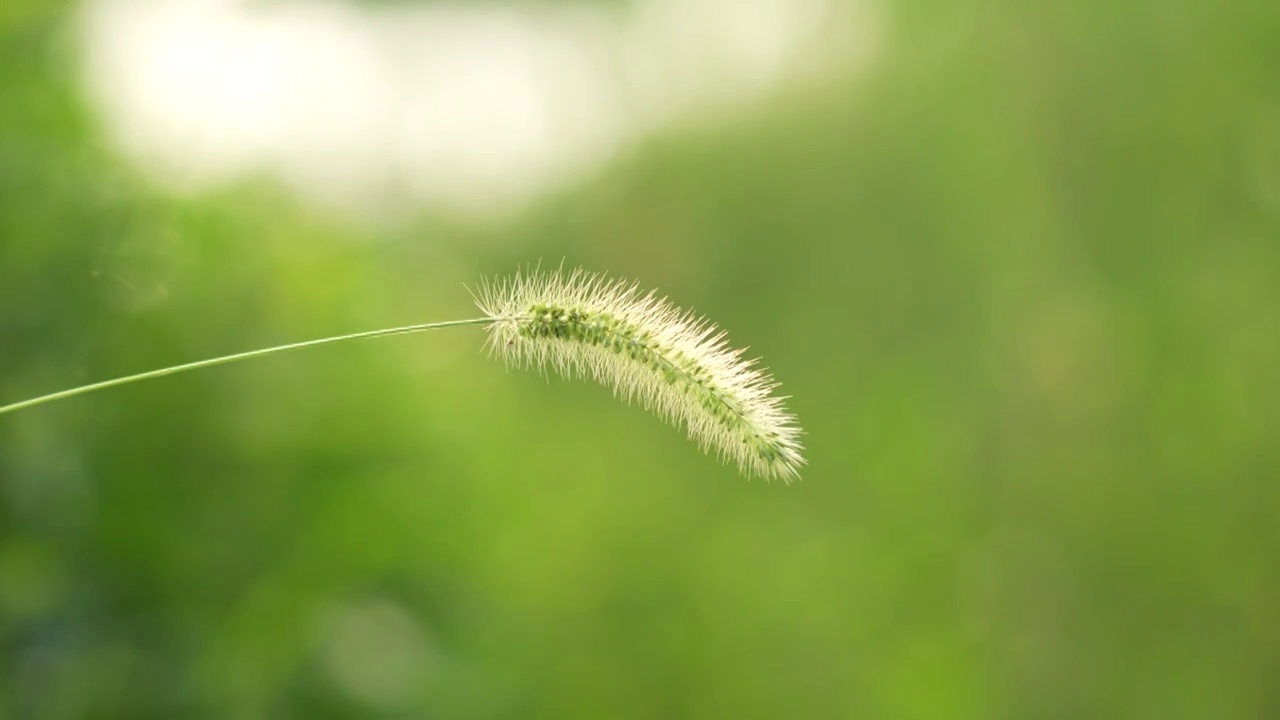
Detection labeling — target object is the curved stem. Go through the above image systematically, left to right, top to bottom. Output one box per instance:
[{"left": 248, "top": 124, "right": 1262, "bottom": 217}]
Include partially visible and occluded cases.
[{"left": 0, "top": 317, "right": 494, "bottom": 416}]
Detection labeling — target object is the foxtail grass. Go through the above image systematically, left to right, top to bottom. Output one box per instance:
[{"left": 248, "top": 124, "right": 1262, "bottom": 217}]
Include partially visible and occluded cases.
[{"left": 1, "top": 268, "right": 805, "bottom": 480}]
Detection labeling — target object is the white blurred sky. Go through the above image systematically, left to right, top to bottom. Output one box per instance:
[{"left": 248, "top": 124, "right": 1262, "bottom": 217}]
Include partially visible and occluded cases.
[{"left": 79, "top": 0, "right": 880, "bottom": 222}]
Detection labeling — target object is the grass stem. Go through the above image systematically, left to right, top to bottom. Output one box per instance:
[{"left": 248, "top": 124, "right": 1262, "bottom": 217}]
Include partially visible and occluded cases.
[{"left": 0, "top": 317, "right": 493, "bottom": 415}]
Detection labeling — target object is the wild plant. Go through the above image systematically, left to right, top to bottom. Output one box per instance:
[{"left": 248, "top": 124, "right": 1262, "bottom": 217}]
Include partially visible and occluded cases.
[{"left": 1, "top": 268, "right": 804, "bottom": 480}]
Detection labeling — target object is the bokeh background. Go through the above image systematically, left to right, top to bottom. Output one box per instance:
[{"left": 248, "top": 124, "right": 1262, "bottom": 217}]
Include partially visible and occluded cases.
[{"left": 2, "top": 0, "right": 1279, "bottom": 717}]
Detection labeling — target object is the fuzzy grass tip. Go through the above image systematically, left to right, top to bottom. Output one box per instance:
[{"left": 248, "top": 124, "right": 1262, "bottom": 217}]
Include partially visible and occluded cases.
[{"left": 476, "top": 268, "right": 805, "bottom": 481}]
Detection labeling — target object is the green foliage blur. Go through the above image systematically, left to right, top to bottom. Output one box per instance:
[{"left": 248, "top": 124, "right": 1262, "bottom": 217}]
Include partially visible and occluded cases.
[{"left": 3, "top": 0, "right": 1279, "bottom": 717}]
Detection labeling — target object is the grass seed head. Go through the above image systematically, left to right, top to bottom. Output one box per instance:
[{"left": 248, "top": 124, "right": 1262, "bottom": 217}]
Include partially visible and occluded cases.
[{"left": 476, "top": 267, "right": 805, "bottom": 481}]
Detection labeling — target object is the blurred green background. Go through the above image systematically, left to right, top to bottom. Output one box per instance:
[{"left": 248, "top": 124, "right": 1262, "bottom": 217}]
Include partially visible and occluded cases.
[{"left": 2, "top": 0, "right": 1279, "bottom": 717}]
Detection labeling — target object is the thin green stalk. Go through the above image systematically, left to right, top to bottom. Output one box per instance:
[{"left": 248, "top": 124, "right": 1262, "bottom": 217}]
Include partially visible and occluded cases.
[{"left": 0, "top": 317, "right": 494, "bottom": 416}]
